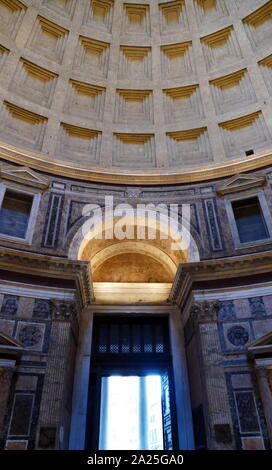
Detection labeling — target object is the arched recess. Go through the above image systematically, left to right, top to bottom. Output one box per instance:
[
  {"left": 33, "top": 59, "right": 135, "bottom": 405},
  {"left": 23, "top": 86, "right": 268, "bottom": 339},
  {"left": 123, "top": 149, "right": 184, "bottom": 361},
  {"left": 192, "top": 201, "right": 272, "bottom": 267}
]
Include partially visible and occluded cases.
[{"left": 68, "top": 208, "right": 200, "bottom": 304}]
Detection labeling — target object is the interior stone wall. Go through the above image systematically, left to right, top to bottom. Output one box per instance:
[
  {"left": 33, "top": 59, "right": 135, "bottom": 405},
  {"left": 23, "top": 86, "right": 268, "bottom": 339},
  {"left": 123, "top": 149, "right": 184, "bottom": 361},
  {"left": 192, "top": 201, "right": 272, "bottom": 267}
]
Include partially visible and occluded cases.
[
  {"left": 0, "top": 288, "right": 79, "bottom": 450},
  {"left": 183, "top": 293, "right": 272, "bottom": 450}
]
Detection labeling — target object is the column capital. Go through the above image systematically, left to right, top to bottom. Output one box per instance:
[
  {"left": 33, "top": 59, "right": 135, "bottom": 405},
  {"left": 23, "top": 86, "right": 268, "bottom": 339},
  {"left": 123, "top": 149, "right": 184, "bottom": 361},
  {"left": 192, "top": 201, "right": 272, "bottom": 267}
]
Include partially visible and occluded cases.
[
  {"left": 50, "top": 300, "right": 78, "bottom": 322},
  {"left": 190, "top": 300, "right": 220, "bottom": 325}
]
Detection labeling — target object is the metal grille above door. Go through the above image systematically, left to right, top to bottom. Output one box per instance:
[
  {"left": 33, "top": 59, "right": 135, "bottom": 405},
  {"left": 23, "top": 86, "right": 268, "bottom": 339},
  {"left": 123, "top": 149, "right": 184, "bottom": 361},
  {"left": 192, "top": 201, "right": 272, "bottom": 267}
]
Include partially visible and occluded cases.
[{"left": 92, "top": 316, "right": 170, "bottom": 356}]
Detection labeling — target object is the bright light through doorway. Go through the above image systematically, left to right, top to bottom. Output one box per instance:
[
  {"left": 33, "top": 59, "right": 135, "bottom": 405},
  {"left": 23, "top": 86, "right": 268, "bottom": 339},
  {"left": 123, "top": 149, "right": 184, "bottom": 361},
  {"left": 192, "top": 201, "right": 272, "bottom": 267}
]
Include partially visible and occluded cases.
[{"left": 99, "top": 375, "right": 164, "bottom": 450}]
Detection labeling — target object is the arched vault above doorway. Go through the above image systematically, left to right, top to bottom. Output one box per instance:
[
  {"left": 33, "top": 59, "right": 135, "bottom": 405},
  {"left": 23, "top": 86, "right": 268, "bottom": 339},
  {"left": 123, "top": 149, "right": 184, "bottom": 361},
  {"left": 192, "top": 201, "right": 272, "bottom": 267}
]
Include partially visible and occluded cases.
[{"left": 69, "top": 214, "right": 200, "bottom": 304}]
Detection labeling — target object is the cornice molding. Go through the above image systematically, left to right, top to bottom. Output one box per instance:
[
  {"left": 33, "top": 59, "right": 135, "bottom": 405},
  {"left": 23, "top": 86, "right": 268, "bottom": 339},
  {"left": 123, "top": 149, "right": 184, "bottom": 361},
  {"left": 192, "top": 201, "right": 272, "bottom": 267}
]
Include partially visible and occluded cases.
[
  {"left": 0, "top": 142, "right": 272, "bottom": 186},
  {"left": 0, "top": 248, "right": 93, "bottom": 307},
  {"left": 170, "top": 251, "right": 272, "bottom": 309}
]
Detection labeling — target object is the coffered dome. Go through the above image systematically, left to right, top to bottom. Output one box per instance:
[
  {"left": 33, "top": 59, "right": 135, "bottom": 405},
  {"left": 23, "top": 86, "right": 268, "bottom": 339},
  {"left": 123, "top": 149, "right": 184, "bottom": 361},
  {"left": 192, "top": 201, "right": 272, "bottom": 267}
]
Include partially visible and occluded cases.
[{"left": 0, "top": 0, "right": 271, "bottom": 184}]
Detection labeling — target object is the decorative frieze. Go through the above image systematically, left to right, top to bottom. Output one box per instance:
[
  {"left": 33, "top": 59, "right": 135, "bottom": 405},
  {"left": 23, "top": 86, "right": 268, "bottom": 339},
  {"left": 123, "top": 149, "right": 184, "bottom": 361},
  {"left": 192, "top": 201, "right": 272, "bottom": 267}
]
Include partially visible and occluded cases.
[
  {"left": 0, "top": 295, "right": 19, "bottom": 316},
  {"left": 249, "top": 297, "right": 266, "bottom": 317},
  {"left": 33, "top": 299, "right": 51, "bottom": 319}
]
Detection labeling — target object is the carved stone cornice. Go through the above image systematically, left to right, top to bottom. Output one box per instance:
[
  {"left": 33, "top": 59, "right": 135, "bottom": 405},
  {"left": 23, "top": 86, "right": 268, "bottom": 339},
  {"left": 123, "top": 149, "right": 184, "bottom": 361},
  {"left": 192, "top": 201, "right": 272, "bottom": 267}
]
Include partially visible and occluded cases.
[
  {"left": 0, "top": 248, "right": 93, "bottom": 307},
  {"left": 170, "top": 251, "right": 272, "bottom": 309}
]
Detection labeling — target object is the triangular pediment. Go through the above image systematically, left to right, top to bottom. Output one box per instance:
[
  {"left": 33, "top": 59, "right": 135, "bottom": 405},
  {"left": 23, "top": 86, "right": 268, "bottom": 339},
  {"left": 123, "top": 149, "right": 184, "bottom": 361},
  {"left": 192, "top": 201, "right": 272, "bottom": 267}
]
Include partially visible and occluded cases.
[
  {"left": 0, "top": 166, "right": 49, "bottom": 191},
  {"left": 217, "top": 174, "right": 266, "bottom": 196},
  {"left": 0, "top": 330, "right": 24, "bottom": 355},
  {"left": 248, "top": 331, "right": 272, "bottom": 358},
  {"left": 248, "top": 331, "right": 272, "bottom": 348}
]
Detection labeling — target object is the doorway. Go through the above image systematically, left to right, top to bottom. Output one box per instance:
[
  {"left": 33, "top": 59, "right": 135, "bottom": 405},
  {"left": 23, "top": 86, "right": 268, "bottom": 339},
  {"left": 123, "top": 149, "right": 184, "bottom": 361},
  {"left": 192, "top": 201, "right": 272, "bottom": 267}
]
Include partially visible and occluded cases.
[
  {"left": 85, "top": 315, "right": 178, "bottom": 450},
  {"left": 99, "top": 375, "right": 163, "bottom": 450}
]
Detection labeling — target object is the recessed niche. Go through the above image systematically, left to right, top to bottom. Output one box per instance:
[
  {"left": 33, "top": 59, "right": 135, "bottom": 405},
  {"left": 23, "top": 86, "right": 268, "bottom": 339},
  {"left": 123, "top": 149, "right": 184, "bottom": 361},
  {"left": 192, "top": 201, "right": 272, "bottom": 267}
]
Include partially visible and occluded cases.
[
  {"left": 0, "top": 0, "right": 26, "bottom": 40},
  {"left": 42, "top": 0, "right": 77, "bottom": 20},
  {"left": 83, "top": 0, "right": 114, "bottom": 32},
  {"left": 159, "top": 0, "right": 188, "bottom": 34},
  {"left": 193, "top": 0, "right": 229, "bottom": 26},
  {"left": 243, "top": 2, "right": 272, "bottom": 50},
  {"left": 122, "top": 3, "right": 150, "bottom": 36},
  {"left": 27, "top": 16, "right": 69, "bottom": 64},
  {"left": 201, "top": 26, "right": 243, "bottom": 72},
  {"left": 73, "top": 36, "right": 110, "bottom": 78},
  {"left": 161, "top": 42, "right": 196, "bottom": 79},
  {"left": 118, "top": 46, "right": 152, "bottom": 80},
  {"left": 259, "top": 54, "right": 272, "bottom": 95},
  {"left": 10, "top": 58, "right": 58, "bottom": 108},
  {"left": 209, "top": 68, "right": 257, "bottom": 115},
  {"left": 64, "top": 80, "right": 106, "bottom": 120},
  {"left": 163, "top": 85, "right": 204, "bottom": 123},
  {"left": 115, "top": 89, "right": 153, "bottom": 124},
  {"left": 0, "top": 101, "right": 47, "bottom": 151},
  {"left": 219, "top": 111, "right": 271, "bottom": 158},
  {"left": 57, "top": 122, "right": 102, "bottom": 163},
  {"left": 166, "top": 127, "right": 212, "bottom": 166},
  {"left": 113, "top": 133, "right": 156, "bottom": 168}
]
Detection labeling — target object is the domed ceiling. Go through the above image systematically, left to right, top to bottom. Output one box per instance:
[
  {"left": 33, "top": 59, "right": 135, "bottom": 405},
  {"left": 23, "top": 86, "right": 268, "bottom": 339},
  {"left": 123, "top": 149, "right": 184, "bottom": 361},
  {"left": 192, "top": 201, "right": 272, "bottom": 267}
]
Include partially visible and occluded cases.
[{"left": 0, "top": 0, "right": 271, "bottom": 184}]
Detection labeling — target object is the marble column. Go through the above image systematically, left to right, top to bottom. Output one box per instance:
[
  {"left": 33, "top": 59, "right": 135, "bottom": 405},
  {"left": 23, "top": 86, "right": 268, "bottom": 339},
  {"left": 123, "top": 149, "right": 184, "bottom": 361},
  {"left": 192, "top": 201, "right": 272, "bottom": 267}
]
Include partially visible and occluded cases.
[{"left": 256, "top": 366, "right": 272, "bottom": 448}]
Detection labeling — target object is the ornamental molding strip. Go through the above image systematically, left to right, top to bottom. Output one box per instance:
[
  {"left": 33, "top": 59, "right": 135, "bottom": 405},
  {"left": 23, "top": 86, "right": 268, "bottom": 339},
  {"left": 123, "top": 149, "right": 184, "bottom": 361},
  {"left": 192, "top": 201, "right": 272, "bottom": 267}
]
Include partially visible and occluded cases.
[
  {"left": 0, "top": 166, "right": 50, "bottom": 191},
  {"left": 216, "top": 173, "right": 267, "bottom": 196},
  {"left": 0, "top": 248, "right": 93, "bottom": 307}
]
